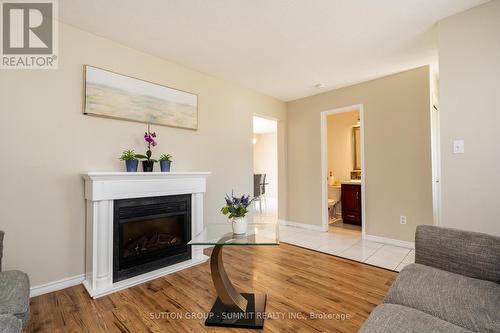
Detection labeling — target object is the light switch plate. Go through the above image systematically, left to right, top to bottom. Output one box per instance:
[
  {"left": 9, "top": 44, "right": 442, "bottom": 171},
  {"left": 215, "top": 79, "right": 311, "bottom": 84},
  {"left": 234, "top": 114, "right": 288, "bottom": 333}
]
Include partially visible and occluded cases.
[{"left": 453, "top": 140, "right": 465, "bottom": 154}]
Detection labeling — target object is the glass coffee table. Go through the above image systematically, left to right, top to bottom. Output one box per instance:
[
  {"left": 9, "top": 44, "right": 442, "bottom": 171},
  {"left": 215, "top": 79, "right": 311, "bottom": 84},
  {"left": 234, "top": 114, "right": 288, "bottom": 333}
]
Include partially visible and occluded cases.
[{"left": 189, "top": 223, "right": 279, "bottom": 329}]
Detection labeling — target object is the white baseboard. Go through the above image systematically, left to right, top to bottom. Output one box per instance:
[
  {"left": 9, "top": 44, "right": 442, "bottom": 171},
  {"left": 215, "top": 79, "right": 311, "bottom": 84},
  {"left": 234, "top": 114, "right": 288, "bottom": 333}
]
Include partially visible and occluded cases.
[
  {"left": 278, "top": 219, "right": 327, "bottom": 232},
  {"left": 364, "top": 234, "right": 414, "bottom": 249},
  {"left": 30, "top": 255, "right": 210, "bottom": 299},
  {"left": 30, "top": 274, "right": 85, "bottom": 298}
]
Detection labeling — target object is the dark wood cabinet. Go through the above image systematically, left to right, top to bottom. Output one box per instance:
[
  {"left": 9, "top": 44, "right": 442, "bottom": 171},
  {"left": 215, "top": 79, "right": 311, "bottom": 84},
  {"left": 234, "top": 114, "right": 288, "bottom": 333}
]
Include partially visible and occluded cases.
[{"left": 341, "top": 184, "right": 362, "bottom": 225}]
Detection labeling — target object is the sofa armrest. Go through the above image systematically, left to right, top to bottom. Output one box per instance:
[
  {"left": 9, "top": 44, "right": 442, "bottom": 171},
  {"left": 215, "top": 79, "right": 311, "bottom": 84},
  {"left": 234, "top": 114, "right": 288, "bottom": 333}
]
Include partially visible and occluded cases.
[
  {"left": 415, "top": 225, "right": 500, "bottom": 283},
  {"left": 0, "top": 230, "right": 4, "bottom": 271}
]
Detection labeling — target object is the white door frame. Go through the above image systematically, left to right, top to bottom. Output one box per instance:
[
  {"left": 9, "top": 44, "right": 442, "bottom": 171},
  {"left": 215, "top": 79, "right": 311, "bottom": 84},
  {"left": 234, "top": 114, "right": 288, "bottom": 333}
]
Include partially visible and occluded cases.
[
  {"left": 320, "top": 104, "right": 366, "bottom": 238},
  {"left": 430, "top": 105, "right": 442, "bottom": 226}
]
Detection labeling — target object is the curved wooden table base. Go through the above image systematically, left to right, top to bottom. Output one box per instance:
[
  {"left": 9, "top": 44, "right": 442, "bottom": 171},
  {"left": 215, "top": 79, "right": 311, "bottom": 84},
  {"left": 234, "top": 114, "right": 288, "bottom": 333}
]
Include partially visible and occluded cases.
[
  {"left": 205, "top": 235, "right": 267, "bottom": 329},
  {"left": 210, "top": 243, "right": 249, "bottom": 312}
]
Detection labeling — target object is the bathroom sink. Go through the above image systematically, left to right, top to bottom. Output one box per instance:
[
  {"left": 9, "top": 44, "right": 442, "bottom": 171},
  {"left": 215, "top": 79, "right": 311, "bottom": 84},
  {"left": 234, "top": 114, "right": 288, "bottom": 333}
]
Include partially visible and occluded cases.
[{"left": 341, "top": 179, "right": 361, "bottom": 185}]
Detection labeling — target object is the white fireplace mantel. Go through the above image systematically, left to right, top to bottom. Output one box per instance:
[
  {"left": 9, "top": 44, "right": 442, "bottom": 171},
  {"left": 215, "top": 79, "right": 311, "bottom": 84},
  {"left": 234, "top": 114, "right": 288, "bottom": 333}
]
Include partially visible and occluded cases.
[{"left": 82, "top": 172, "right": 210, "bottom": 298}]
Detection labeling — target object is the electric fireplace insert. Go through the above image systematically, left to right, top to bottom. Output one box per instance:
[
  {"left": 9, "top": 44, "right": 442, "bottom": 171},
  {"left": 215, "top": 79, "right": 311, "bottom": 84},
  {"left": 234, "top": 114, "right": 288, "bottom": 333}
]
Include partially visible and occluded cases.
[{"left": 113, "top": 194, "right": 191, "bottom": 282}]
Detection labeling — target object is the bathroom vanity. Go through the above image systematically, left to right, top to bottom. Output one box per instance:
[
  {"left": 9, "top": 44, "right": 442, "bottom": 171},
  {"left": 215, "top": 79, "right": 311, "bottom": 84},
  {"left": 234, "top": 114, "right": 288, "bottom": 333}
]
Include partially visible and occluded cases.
[{"left": 341, "top": 181, "right": 362, "bottom": 225}]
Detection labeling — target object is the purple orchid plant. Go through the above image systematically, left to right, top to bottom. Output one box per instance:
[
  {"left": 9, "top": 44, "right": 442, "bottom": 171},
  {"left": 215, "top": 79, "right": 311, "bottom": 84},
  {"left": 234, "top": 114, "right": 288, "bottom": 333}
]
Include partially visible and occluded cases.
[
  {"left": 135, "top": 124, "right": 158, "bottom": 162},
  {"left": 221, "top": 191, "right": 254, "bottom": 219}
]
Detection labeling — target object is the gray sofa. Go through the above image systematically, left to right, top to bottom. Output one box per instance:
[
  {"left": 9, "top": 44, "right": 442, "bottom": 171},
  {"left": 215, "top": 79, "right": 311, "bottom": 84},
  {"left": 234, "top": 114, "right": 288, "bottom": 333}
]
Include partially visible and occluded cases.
[
  {"left": 360, "top": 225, "right": 500, "bottom": 333},
  {"left": 0, "top": 231, "right": 30, "bottom": 332}
]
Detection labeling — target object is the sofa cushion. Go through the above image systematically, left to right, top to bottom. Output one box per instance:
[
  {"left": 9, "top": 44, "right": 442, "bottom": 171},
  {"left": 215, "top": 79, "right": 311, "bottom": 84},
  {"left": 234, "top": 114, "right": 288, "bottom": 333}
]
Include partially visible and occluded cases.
[
  {"left": 415, "top": 225, "right": 500, "bottom": 283},
  {"left": 385, "top": 263, "right": 500, "bottom": 333},
  {"left": 0, "top": 270, "right": 30, "bottom": 325},
  {"left": 359, "top": 304, "right": 474, "bottom": 333},
  {"left": 0, "top": 314, "right": 22, "bottom": 333}
]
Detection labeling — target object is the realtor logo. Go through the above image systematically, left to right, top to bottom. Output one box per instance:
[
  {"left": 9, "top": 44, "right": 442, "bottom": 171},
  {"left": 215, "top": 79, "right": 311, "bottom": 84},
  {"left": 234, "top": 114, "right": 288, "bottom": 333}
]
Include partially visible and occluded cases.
[{"left": 1, "top": 0, "right": 58, "bottom": 69}]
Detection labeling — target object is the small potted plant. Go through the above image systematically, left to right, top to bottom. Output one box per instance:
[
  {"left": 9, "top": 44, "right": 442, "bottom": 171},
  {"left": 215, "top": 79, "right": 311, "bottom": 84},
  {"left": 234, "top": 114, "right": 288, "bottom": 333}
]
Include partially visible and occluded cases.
[
  {"left": 135, "top": 125, "right": 157, "bottom": 172},
  {"left": 119, "top": 149, "right": 138, "bottom": 172},
  {"left": 159, "top": 154, "right": 173, "bottom": 172},
  {"left": 221, "top": 192, "right": 254, "bottom": 234}
]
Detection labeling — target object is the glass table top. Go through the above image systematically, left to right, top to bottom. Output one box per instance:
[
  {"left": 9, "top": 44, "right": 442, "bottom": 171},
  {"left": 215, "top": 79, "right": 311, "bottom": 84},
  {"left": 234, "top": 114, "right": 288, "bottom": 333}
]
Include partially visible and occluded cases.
[{"left": 189, "top": 223, "right": 279, "bottom": 246}]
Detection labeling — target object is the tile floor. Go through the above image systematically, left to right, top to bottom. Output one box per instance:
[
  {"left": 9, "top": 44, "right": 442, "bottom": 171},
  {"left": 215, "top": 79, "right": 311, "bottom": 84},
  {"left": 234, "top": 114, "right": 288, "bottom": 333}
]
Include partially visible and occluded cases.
[
  {"left": 252, "top": 200, "right": 414, "bottom": 272},
  {"left": 279, "top": 225, "right": 414, "bottom": 271}
]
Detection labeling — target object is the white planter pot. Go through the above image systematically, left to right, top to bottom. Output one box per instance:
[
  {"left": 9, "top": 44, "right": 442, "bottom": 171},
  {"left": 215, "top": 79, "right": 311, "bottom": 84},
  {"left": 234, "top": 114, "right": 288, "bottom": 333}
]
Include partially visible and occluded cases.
[{"left": 231, "top": 217, "right": 248, "bottom": 234}]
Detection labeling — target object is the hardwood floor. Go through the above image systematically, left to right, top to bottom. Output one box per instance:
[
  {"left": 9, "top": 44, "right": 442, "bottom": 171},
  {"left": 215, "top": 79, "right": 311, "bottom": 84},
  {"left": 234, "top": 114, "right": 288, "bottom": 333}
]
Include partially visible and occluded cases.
[{"left": 26, "top": 244, "right": 396, "bottom": 333}]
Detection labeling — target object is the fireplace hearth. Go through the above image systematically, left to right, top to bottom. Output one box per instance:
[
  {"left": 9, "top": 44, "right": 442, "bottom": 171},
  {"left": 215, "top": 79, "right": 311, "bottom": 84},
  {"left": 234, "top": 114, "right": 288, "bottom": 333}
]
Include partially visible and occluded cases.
[{"left": 113, "top": 194, "right": 192, "bottom": 282}]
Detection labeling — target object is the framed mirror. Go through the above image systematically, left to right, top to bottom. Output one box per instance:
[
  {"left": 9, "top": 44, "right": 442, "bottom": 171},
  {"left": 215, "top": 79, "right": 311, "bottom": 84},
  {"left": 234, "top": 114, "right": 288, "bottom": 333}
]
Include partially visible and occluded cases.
[{"left": 352, "top": 126, "right": 361, "bottom": 171}]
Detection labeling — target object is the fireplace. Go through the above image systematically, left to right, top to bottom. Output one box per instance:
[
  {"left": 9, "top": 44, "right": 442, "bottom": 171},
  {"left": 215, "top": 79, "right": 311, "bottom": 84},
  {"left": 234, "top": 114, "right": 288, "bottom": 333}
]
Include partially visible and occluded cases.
[
  {"left": 83, "top": 172, "right": 209, "bottom": 298},
  {"left": 113, "top": 194, "right": 192, "bottom": 282}
]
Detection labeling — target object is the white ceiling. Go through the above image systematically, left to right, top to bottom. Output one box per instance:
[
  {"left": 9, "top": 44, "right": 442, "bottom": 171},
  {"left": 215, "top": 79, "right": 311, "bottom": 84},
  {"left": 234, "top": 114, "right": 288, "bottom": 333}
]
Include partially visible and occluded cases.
[
  {"left": 60, "top": 0, "right": 488, "bottom": 101},
  {"left": 253, "top": 116, "right": 277, "bottom": 134}
]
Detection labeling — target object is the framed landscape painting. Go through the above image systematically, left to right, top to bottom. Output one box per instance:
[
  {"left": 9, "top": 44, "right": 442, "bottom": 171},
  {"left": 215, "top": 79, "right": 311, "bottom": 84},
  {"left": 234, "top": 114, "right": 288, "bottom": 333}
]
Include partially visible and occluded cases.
[{"left": 83, "top": 65, "right": 198, "bottom": 130}]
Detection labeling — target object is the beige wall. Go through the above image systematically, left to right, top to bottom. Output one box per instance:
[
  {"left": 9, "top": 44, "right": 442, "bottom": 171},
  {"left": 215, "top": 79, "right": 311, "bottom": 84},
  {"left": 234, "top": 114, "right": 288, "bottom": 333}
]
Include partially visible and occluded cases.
[
  {"left": 437, "top": 1, "right": 500, "bottom": 236},
  {"left": 0, "top": 23, "right": 286, "bottom": 286},
  {"left": 286, "top": 66, "right": 433, "bottom": 242},
  {"left": 327, "top": 110, "right": 359, "bottom": 183},
  {"left": 253, "top": 133, "right": 278, "bottom": 198}
]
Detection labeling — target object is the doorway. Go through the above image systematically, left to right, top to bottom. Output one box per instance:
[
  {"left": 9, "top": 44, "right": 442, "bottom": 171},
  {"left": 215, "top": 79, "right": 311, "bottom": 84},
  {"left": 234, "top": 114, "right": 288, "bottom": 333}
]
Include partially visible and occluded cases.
[
  {"left": 320, "top": 104, "right": 366, "bottom": 237},
  {"left": 253, "top": 115, "right": 278, "bottom": 223}
]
